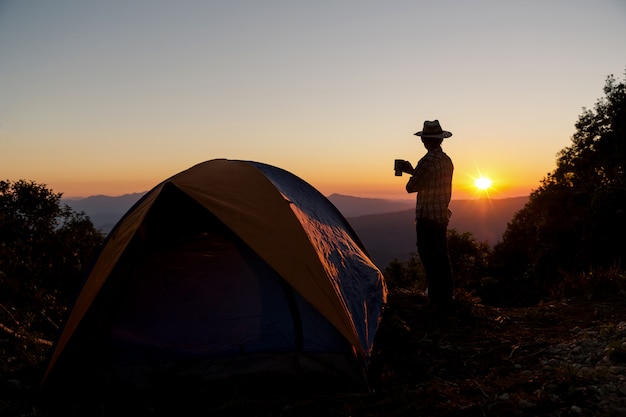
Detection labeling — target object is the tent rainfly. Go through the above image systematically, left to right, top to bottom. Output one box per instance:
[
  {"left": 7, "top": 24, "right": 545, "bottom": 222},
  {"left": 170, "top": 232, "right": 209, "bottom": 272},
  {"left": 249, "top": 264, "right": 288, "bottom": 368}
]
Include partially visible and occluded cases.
[{"left": 42, "top": 159, "right": 387, "bottom": 389}]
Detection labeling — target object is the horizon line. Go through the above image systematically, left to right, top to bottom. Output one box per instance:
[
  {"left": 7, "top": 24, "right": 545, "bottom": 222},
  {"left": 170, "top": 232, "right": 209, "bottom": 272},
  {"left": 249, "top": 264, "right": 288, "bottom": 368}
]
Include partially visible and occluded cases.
[{"left": 61, "top": 191, "right": 531, "bottom": 201}]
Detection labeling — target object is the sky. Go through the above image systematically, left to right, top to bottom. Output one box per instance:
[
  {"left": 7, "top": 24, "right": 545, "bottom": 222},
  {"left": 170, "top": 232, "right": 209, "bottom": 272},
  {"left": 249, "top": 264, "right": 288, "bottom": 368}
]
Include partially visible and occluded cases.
[{"left": 1, "top": 1, "right": 625, "bottom": 201}]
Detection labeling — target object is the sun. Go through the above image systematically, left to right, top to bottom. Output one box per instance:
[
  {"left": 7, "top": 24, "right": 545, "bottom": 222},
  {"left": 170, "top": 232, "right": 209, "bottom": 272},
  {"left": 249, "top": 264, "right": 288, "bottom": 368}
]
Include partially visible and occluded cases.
[
  {"left": 462, "top": 165, "right": 498, "bottom": 198},
  {"left": 474, "top": 176, "right": 493, "bottom": 191}
]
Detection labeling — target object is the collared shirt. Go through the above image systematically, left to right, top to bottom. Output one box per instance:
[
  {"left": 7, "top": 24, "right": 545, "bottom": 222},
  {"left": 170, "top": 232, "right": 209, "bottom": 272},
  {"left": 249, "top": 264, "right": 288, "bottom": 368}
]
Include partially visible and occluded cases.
[{"left": 405, "top": 146, "right": 453, "bottom": 225}]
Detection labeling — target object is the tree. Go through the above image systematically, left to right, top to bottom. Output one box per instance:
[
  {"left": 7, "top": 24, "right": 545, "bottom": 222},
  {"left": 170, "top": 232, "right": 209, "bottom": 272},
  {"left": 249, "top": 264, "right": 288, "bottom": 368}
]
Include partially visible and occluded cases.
[
  {"left": 491, "top": 71, "right": 626, "bottom": 303},
  {"left": 0, "top": 180, "right": 104, "bottom": 339},
  {"left": 383, "top": 229, "right": 491, "bottom": 297},
  {"left": 447, "top": 229, "right": 490, "bottom": 292},
  {"left": 383, "top": 253, "right": 425, "bottom": 292}
]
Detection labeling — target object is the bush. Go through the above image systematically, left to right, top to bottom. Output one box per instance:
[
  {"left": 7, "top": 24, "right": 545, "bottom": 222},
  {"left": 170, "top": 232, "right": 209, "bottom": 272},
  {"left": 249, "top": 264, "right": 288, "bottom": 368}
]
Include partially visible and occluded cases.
[
  {"left": 488, "top": 71, "right": 626, "bottom": 305},
  {"left": 0, "top": 180, "right": 104, "bottom": 346},
  {"left": 383, "top": 229, "right": 491, "bottom": 300},
  {"left": 383, "top": 253, "right": 425, "bottom": 293},
  {"left": 550, "top": 267, "right": 626, "bottom": 302}
]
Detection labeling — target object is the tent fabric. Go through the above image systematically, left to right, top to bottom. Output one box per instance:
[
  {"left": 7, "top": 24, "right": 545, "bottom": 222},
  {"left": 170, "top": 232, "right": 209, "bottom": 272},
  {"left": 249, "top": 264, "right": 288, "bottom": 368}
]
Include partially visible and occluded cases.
[
  {"left": 43, "top": 159, "right": 387, "bottom": 387},
  {"left": 250, "top": 161, "right": 383, "bottom": 352}
]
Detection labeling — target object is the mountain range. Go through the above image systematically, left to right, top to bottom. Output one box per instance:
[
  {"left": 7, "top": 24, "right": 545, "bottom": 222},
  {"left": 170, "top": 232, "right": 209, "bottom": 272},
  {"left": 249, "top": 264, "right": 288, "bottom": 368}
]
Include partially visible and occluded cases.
[
  {"left": 63, "top": 192, "right": 146, "bottom": 234},
  {"left": 63, "top": 193, "right": 528, "bottom": 269},
  {"left": 340, "top": 195, "right": 528, "bottom": 267}
]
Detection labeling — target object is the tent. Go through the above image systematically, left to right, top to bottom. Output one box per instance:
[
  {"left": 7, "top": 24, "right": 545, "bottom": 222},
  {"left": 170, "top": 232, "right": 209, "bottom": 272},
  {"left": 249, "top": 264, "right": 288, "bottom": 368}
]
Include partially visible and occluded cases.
[{"left": 43, "top": 159, "right": 387, "bottom": 390}]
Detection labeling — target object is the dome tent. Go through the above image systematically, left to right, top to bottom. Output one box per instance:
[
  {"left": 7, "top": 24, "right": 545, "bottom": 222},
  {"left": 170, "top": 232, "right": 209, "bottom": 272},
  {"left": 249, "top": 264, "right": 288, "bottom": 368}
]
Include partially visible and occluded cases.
[{"left": 43, "top": 159, "right": 387, "bottom": 390}]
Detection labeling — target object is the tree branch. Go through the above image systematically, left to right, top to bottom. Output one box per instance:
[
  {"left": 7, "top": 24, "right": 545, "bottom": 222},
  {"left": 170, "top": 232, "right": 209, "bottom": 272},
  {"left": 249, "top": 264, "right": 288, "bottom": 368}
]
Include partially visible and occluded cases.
[{"left": 0, "top": 321, "right": 53, "bottom": 346}]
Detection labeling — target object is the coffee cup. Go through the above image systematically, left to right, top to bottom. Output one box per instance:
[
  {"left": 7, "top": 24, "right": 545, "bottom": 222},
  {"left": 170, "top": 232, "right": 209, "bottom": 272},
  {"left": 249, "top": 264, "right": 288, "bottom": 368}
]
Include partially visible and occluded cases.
[{"left": 394, "top": 159, "right": 404, "bottom": 176}]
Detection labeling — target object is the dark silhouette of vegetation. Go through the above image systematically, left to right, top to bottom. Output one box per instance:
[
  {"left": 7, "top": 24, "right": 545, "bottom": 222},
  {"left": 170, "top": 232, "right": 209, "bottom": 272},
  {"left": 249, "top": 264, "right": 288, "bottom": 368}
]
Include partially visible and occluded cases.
[
  {"left": 488, "top": 72, "right": 626, "bottom": 305},
  {"left": 0, "top": 179, "right": 104, "bottom": 350},
  {"left": 384, "top": 228, "right": 491, "bottom": 302},
  {"left": 447, "top": 229, "right": 490, "bottom": 292}
]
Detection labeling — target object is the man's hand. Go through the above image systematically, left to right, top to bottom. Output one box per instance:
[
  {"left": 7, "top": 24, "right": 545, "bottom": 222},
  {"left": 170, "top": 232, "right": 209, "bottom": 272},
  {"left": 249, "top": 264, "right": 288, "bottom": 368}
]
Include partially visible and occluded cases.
[{"left": 402, "top": 160, "right": 414, "bottom": 174}]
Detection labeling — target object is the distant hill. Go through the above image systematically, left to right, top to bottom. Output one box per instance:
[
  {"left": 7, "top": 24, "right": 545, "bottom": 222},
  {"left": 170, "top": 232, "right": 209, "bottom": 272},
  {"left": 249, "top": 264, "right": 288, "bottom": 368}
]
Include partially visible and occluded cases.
[
  {"left": 62, "top": 192, "right": 146, "bottom": 233},
  {"left": 63, "top": 192, "right": 528, "bottom": 268},
  {"left": 326, "top": 194, "right": 414, "bottom": 217},
  {"left": 339, "top": 196, "right": 529, "bottom": 268},
  {"left": 448, "top": 197, "right": 529, "bottom": 244}
]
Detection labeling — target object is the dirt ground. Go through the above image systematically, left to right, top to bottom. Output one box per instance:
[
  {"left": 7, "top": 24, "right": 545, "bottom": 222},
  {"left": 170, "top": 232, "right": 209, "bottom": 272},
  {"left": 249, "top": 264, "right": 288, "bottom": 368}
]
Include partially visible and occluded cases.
[{"left": 3, "top": 291, "right": 626, "bottom": 416}]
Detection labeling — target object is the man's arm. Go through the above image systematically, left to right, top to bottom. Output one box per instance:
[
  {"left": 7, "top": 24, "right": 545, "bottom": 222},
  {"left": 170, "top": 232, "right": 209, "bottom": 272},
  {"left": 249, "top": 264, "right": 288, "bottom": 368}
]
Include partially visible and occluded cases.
[{"left": 405, "top": 157, "right": 432, "bottom": 193}]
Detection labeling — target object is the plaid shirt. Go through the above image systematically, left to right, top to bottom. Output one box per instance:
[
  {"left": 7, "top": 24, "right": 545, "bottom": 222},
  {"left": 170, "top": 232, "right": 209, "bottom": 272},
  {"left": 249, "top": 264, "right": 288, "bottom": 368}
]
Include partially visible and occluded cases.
[{"left": 405, "top": 147, "right": 453, "bottom": 225}]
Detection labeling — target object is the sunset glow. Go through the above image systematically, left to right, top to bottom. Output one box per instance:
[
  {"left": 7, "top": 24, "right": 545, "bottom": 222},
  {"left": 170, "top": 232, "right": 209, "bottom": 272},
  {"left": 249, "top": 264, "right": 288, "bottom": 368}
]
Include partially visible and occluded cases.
[
  {"left": 1, "top": 2, "right": 623, "bottom": 202},
  {"left": 474, "top": 177, "right": 493, "bottom": 191}
]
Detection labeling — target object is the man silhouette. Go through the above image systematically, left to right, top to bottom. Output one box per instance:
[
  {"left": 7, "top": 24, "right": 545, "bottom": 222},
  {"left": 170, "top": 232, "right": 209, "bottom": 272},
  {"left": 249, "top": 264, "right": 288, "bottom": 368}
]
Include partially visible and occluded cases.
[{"left": 400, "top": 120, "right": 454, "bottom": 308}]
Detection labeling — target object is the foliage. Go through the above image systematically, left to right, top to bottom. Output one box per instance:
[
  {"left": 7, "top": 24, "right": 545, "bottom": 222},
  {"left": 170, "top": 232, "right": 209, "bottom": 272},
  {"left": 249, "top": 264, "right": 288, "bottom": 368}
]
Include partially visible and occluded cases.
[
  {"left": 490, "top": 71, "right": 626, "bottom": 305},
  {"left": 0, "top": 179, "right": 104, "bottom": 344},
  {"left": 383, "top": 229, "right": 491, "bottom": 299},
  {"left": 447, "top": 229, "right": 490, "bottom": 290},
  {"left": 383, "top": 253, "right": 425, "bottom": 293},
  {"left": 550, "top": 267, "right": 626, "bottom": 302}
]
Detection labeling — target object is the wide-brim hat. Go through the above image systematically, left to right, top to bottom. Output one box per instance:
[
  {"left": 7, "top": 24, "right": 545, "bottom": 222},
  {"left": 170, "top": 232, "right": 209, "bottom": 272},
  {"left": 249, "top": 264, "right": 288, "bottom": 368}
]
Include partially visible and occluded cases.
[{"left": 414, "top": 120, "right": 452, "bottom": 139}]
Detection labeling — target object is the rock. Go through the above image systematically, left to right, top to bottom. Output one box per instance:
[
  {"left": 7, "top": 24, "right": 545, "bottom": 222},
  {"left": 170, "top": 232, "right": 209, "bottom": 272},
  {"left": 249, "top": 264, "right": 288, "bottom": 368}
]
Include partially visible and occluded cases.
[
  {"left": 6, "top": 379, "right": 21, "bottom": 389},
  {"left": 587, "top": 385, "right": 601, "bottom": 395},
  {"left": 518, "top": 399, "right": 536, "bottom": 409},
  {"left": 607, "top": 407, "right": 626, "bottom": 416}
]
